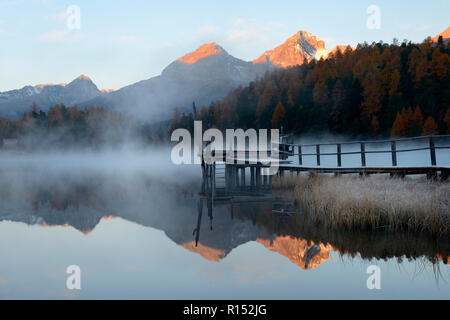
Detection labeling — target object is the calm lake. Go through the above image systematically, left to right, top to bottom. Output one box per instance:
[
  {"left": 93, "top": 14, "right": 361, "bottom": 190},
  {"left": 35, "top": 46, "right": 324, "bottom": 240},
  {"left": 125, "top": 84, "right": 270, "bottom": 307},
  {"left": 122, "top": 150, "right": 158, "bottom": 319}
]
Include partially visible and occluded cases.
[{"left": 0, "top": 149, "right": 448, "bottom": 299}]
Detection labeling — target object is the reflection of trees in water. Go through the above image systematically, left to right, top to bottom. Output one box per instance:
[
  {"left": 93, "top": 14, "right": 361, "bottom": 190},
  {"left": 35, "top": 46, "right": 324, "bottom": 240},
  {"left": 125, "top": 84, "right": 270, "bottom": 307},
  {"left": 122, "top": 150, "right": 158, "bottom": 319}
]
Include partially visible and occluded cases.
[
  {"left": 1, "top": 169, "right": 447, "bottom": 270},
  {"left": 231, "top": 201, "right": 449, "bottom": 266}
]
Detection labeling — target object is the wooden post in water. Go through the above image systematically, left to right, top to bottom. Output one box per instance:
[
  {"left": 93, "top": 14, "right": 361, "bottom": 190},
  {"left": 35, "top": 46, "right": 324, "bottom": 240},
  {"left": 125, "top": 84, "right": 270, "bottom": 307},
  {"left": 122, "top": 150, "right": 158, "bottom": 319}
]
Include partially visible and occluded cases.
[
  {"left": 429, "top": 136, "right": 437, "bottom": 166},
  {"left": 391, "top": 141, "right": 397, "bottom": 167},
  {"left": 360, "top": 143, "right": 366, "bottom": 167},
  {"left": 337, "top": 144, "right": 342, "bottom": 167},
  {"left": 298, "top": 145, "right": 303, "bottom": 166},
  {"left": 316, "top": 145, "right": 321, "bottom": 166},
  {"left": 212, "top": 163, "right": 216, "bottom": 206},
  {"left": 230, "top": 166, "right": 234, "bottom": 187},
  {"left": 256, "top": 166, "right": 261, "bottom": 186},
  {"left": 235, "top": 167, "right": 240, "bottom": 187},
  {"left": 240, "top": 167, "right": 245, "bottom": 186},
  {"left": 263, "top": 168, "right": 270, "bottom": 186}
]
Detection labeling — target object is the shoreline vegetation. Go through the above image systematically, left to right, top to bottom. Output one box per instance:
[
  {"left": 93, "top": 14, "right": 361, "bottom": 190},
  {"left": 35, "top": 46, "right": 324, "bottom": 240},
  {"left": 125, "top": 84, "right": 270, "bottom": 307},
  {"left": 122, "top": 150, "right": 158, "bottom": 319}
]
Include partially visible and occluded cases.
[{"left": 272, "top": 174, "right": 450, "bottom": 238}]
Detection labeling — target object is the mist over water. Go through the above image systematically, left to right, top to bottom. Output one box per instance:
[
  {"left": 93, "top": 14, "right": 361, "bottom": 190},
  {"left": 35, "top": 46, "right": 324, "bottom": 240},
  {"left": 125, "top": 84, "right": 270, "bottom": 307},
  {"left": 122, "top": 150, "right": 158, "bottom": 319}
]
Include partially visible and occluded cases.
[{"left": 0, "top": 143, "right": 448, "bottom": 299}]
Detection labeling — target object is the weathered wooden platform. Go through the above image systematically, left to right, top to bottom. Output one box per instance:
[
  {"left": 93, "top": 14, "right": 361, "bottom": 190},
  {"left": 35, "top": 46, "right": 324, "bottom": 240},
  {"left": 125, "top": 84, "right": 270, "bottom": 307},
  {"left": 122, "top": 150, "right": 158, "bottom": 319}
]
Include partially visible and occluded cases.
[{"left": 201, "top": 134, "right": 450, "bottom": 181}]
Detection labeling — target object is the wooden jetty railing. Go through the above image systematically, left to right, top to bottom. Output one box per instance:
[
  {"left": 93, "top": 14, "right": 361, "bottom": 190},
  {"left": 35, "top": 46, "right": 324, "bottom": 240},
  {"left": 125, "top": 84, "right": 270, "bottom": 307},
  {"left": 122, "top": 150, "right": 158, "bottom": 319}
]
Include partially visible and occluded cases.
[
  {"left": 201, "top": 134, "right": 450, "bottom": 181},
  {"left": 277, "top": 134, "right": 450, "bottom": 180},
  {"left": 280, "top": 134, "right": 450, "bottom": 168}
]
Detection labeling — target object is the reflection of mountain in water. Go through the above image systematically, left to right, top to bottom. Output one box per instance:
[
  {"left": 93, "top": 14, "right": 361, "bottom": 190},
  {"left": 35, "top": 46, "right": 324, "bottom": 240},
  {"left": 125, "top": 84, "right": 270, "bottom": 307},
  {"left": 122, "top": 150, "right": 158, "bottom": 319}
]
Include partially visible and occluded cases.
[{"left": 0, "top": 169, "right": 447, "bottom": 269}]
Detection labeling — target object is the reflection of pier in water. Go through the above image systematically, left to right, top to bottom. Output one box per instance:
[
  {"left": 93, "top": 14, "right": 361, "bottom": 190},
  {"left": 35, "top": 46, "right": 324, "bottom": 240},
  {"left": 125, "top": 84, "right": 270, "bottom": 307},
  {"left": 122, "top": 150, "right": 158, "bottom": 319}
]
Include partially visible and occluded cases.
[
  {"left": 195, "top": 161, "right": 294, "bottom": 247},
  {"left": 0, "top": 167, "right": 447, "bottom": 270}
]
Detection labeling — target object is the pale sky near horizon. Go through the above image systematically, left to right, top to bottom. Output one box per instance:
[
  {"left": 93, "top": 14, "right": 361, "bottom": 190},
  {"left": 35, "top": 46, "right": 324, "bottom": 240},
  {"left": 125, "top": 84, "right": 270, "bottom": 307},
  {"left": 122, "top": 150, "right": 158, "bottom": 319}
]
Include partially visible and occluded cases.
[{"left": 0, "top": 0, "right": 448, "bottom": 91}]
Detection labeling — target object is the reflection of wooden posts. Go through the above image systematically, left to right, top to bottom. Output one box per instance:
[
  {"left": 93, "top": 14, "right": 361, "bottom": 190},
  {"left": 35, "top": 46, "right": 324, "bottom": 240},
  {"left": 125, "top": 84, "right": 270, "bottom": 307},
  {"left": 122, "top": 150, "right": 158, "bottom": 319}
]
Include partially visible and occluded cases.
[
  {"left": 429, "top": 136, "right": 436, "bottom": 166},
  {"left": 391, "top": 141, "right": 397, "bottom": 167},
  {"left": 360, "top": 143, "right": 366, "bottom": 167},
  {"left": 337, "top": 144, "right": 342, "bottom": 167},
  {"left": 316, "top": 145, "right": 321, "bottom": 166},
  {"left": 212, "top": 162, "right": 216, "bottom": 205},
  {"left": 225, "top": 165, "right": 230, "bottom": 190},
  {"left": 230, "top": 166, "right": 234, "bottom": 187},
  {"left": 256, "top": 166, "right": 261, "bottom": 186},
  {"left": 235, "top": 167, "right": 239, "bottom": 187},
  {"left": 240, "top": 168, "right": 245, "bottom": 186},
  {"left": 262, "top": 168, "right": 268, "bottom": 186},
  {"left": 207, "top": 196, "right": 213, "bottom": 231},
  {"left": 194, "top": 198, "right": 203, "bottom": 247}
]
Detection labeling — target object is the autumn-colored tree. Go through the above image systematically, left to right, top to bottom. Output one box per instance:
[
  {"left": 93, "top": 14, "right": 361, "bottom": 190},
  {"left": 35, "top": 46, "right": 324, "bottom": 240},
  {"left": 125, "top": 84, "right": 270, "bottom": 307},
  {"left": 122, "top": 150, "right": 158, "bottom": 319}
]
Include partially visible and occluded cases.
[
  {"left": 408, "top": 47, "right": 429, "bottom": 86},
  {"left": 431, "top": 49, "right": 449, "bottom": 80},
  {"left": 361, "top": 70, "right": 383, "bottom": 129},
  {"left": 312, "top": 81, "right": 330, "bottom": 106},
  {"left": 271, "top": 102, "right": 286, "bottom": 129},
  {"left": 48, "top": 104, "right": 66, "bottom": 127},
  {"left": 411, "top": 106, "right": 424, "bottom": 135},
  {"left": 413, "top": 106, "right": 424, "bottom": 128},
  {"left": 391, "top": 112, "right": 407, "bottom": 137},
  {"left": 422, "top": 117, "right": 438, "bottom": 135}
]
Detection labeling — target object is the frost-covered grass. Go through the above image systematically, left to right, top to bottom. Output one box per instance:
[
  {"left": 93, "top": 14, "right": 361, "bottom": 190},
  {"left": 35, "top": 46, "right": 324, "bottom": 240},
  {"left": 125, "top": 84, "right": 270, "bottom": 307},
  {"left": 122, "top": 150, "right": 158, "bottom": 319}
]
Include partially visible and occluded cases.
[{"left": 273, "top": 174, "right": 450, "bottom": 237}]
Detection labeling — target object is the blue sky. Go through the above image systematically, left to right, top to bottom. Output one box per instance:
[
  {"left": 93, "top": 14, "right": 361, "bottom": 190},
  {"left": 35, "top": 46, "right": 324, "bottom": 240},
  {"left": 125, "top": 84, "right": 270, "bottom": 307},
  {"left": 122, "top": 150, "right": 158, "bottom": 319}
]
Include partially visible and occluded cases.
[{"left": 0, "top": 0, "right": 448, "bottom": 91}]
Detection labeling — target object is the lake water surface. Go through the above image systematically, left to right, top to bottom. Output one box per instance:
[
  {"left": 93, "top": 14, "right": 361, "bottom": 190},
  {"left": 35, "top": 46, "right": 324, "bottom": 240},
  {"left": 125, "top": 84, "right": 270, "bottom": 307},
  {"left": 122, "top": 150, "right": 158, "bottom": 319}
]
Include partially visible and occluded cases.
[{"left": 0, "top": 149, "right": 448, "bottom": 299}]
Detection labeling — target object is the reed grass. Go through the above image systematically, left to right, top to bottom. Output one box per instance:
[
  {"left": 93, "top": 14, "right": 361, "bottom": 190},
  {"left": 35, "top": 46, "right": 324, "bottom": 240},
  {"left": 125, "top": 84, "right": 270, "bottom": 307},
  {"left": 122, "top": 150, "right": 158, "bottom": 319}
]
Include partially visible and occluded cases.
[{"left": 273, "top": 174, "right": 450, "bottom": 237}]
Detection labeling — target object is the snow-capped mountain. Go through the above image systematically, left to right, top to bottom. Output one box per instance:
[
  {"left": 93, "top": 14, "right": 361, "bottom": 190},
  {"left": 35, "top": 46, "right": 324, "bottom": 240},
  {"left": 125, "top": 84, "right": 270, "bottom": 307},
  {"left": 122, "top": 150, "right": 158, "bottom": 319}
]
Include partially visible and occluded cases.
[
  {"left": 0, "top": 30, "right": 350, "bottom": 121},
  {"left": 253, "top": 30, "right": 348, "bottom": 68},
  {"left": 82, "top": 31, "right": 350, "bottom": 121},
  {"left": 80, "top": 43, "right": 271, "bottom": 121},
  {"left": 0, "top": 75, "right": 102, "bottom": 118},
  {"left": 0, "top": 86, "right": 42, "bottom": 103}
]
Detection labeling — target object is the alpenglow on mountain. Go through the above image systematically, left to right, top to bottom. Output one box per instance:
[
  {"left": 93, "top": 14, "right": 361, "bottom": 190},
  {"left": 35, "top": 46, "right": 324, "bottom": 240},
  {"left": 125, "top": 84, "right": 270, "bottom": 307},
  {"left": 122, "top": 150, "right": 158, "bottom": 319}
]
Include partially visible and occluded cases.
[
  {"left": 0, "top": 30, "right": 352, "bottom": 121},
  {"left": 79, "top": 30, "right": 349, "bottom": 121},
  {"left": 253, "top": 30, "right": 331, "bottom": 67},
  {"left": 82, "top": 42, "right": 271, "bottom": 121}
]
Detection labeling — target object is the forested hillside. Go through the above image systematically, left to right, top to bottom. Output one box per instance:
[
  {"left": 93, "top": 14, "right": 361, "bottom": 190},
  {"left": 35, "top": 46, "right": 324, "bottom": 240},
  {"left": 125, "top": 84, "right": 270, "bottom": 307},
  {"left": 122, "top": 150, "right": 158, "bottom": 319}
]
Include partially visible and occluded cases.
[
  {"left": 172, "top": 37, "right": 450, "bottom": 138},
  {"left": 0, "top": 104, "right": 158, "bottom": 149}
]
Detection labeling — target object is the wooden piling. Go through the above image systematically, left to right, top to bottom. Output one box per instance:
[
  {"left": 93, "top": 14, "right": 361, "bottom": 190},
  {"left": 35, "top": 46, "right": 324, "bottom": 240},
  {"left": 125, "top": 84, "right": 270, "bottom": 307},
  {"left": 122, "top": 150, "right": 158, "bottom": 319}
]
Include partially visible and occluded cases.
[
  {"left": 430, "top": 136, "right": 437, "bottom": 166},
  {"left": 391, "top": 141, "right": 397, "bottom": 167},
  {"left": 360, "top": 143, "right": 366, "bottom": 167},
  {"left": 337, "top": 144, "right": 342, "bottom": 167},
  {"left": 298, "top": 145, "right": 303, "bottom": 166},
  {"left": 316, "top": 145, "right": 321, "bottom": 166}
]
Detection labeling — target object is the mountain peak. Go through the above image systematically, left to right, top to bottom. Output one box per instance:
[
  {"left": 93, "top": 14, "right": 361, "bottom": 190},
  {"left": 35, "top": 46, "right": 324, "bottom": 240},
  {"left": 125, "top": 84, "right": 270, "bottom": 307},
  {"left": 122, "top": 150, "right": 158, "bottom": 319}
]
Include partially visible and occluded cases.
[
  {"left": 431, "top": 26, "right": 450, "bottom": 42},
  {"left": 253, "top": 30, "right": 328, "bottom": 67},
  {"left": 176, "top": 42, "right": 226, "bottom": 64},
  {"left": 76, "top": 74, "right": 92, "bottom": 81}
]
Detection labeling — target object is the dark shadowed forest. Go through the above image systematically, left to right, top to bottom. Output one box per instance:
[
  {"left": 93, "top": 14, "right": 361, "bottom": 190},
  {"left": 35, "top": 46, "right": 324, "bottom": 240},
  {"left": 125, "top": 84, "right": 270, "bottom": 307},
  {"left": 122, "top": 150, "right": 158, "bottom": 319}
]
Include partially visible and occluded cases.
[{"left": 0, "top": 104, "right": 166, "bottom": 149}]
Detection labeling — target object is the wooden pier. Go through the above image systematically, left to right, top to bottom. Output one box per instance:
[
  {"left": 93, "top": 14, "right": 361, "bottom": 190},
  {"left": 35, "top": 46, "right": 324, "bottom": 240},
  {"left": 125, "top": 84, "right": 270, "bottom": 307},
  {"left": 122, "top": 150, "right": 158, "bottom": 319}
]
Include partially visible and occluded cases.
[
  {"left": 195, "top": 134, "right": 449, "bottom": 248},
  {"left": 201, "top": 134, "right": 450, "bottom": 183}
]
